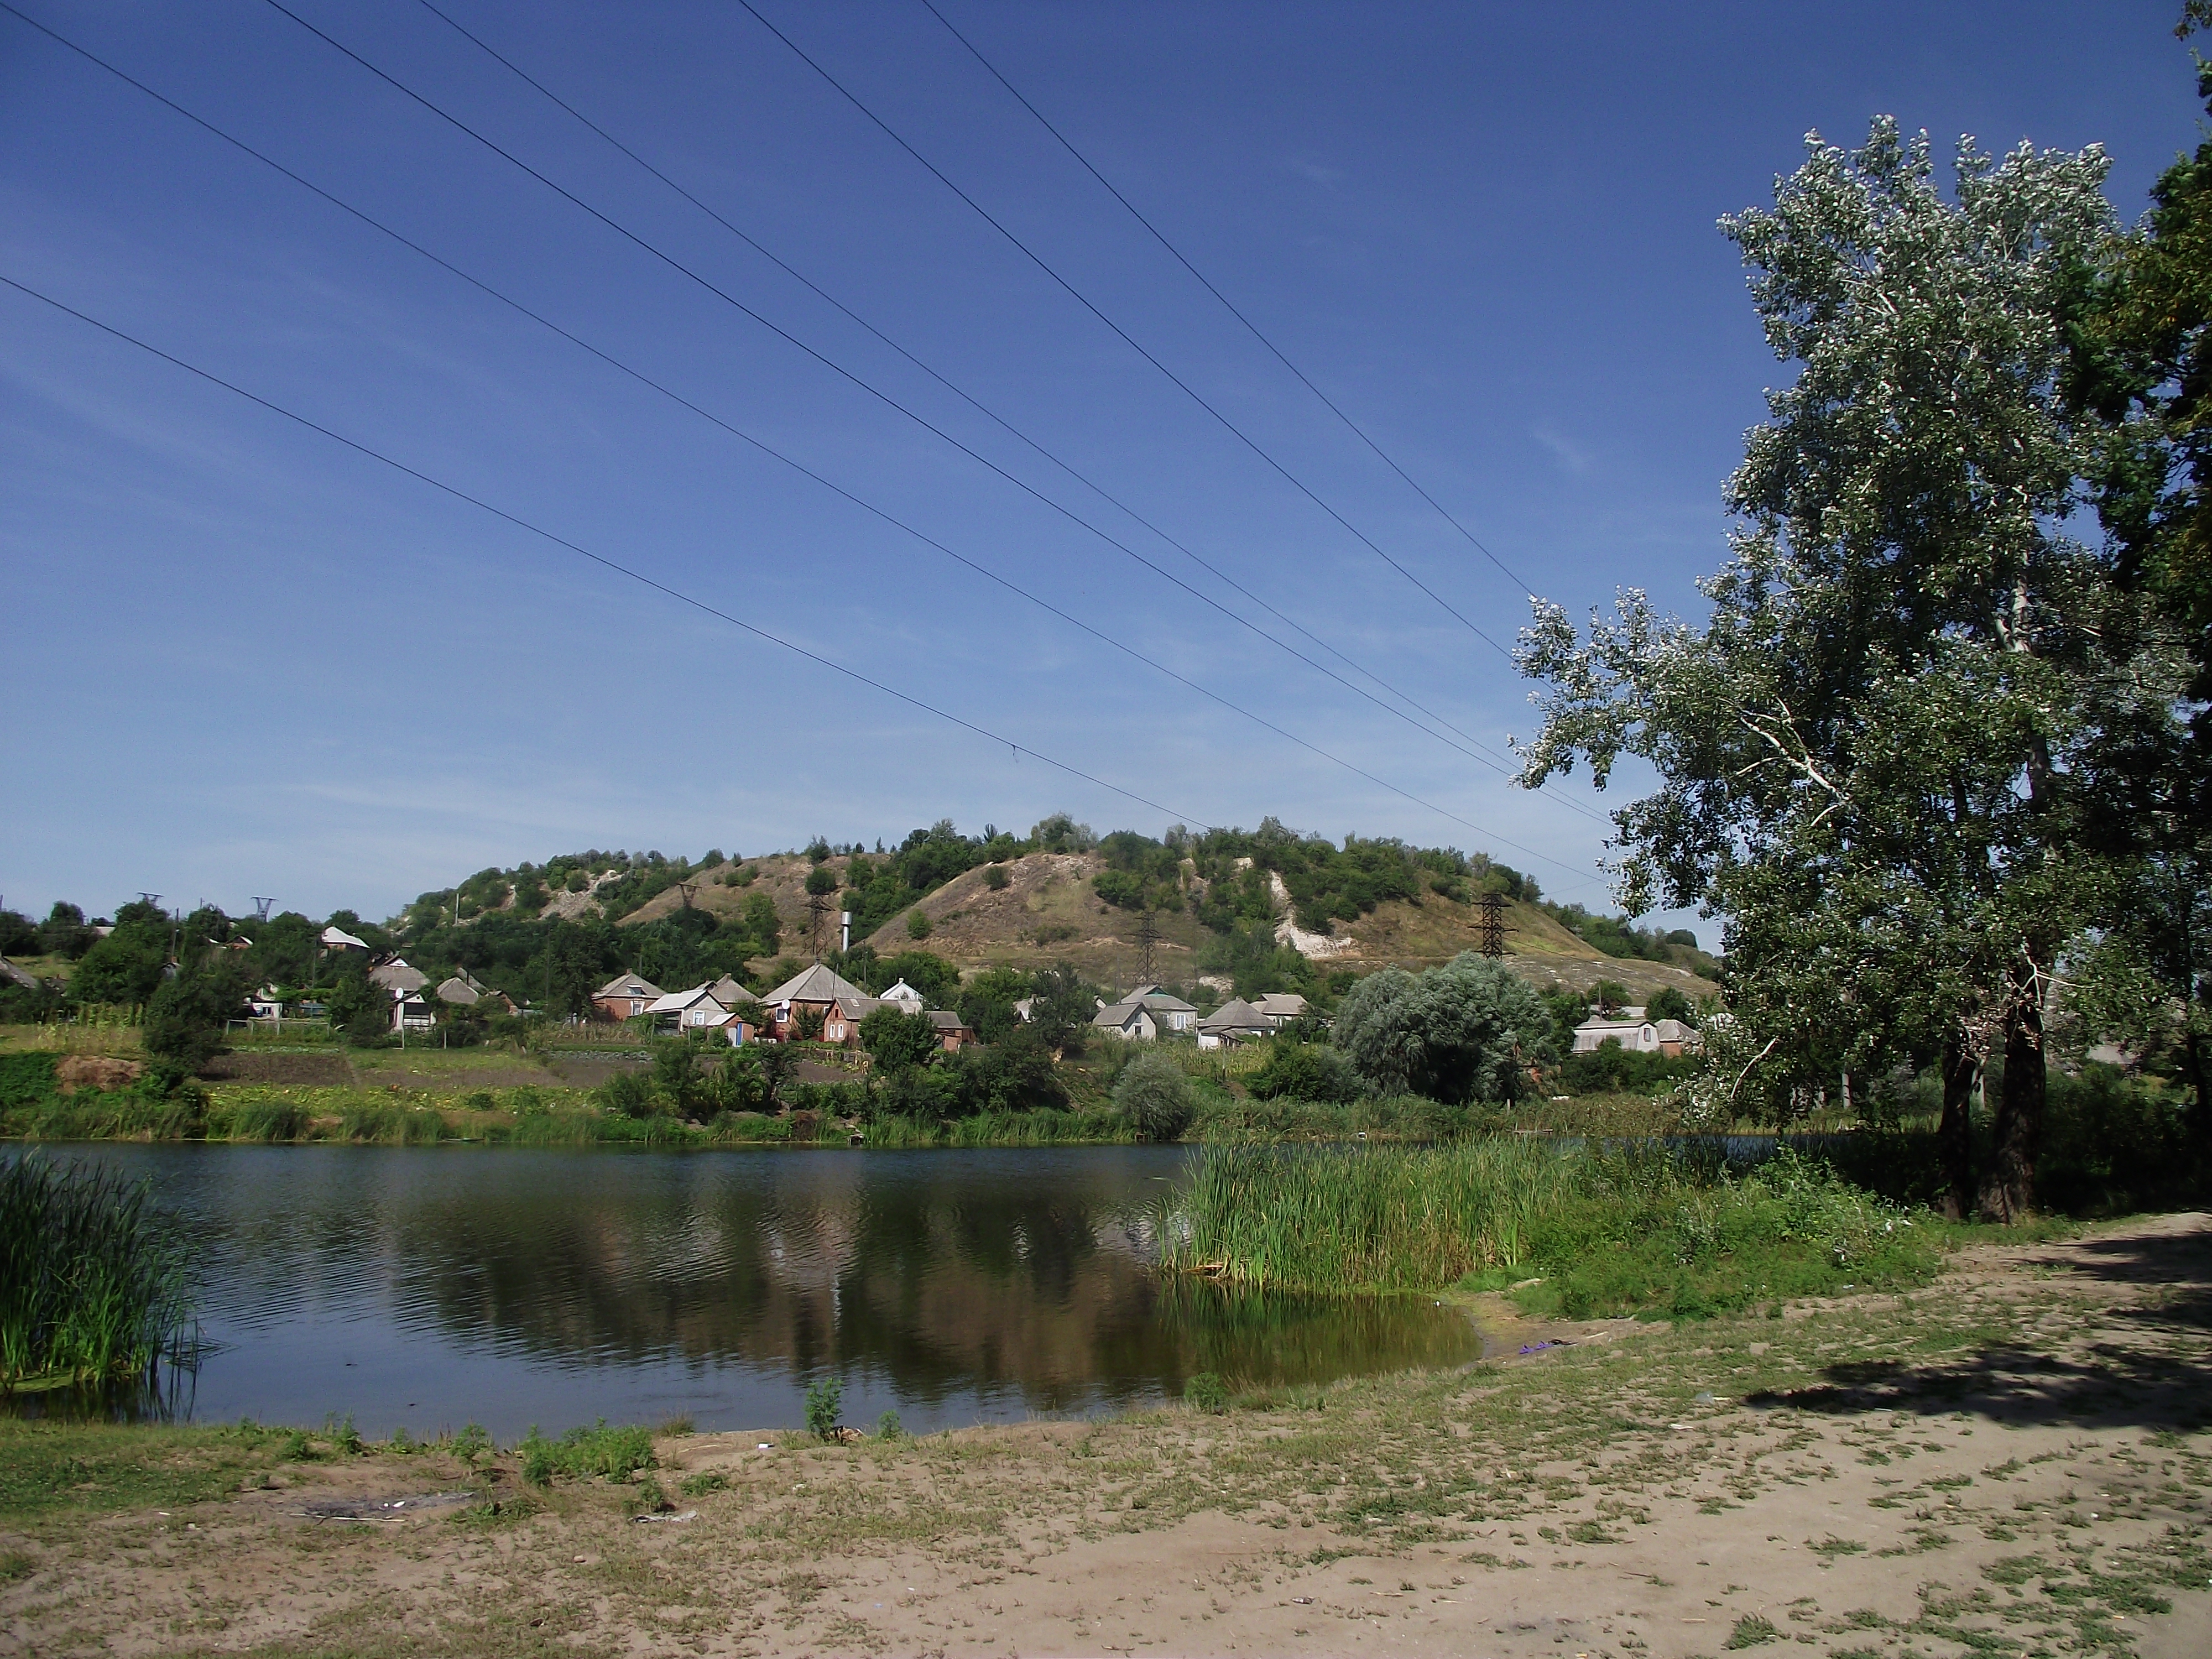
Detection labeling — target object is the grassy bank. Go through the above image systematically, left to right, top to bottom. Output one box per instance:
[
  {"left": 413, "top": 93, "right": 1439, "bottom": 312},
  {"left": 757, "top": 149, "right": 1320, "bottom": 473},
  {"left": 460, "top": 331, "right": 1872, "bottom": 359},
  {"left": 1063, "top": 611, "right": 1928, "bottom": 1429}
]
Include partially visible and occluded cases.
[{"left": 1162, "top": 1138, "right": 1952, "bottom": 1317}]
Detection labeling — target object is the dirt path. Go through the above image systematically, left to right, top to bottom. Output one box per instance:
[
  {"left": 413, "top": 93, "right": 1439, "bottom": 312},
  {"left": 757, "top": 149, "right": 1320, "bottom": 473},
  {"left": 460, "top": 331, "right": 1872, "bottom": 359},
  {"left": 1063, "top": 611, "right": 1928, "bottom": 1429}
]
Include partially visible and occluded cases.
[{"left": 3, "top": 1215, "right": 2207, "bottom": 1657}]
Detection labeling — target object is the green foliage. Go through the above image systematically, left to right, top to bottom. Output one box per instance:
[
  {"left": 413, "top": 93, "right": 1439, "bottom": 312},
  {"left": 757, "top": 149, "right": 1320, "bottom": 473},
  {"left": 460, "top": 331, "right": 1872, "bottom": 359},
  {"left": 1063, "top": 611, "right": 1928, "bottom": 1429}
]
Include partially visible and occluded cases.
[
  {"left": 982, "top": 864, "right": 1010, "bottom": 890},
  {"left": 905, "top": 909, "right": 932, "bottom": 940},
  {"left": 67, "top": 911, "right": 169, "bottom": 1008},
  {"left": 1333, "top": 953, "right": 1555, "bottom": 1104},
  {"left": 142, "top": 954, "right": 248, "bottom": 1077},
  {"left": 1024, "top": 962, "right": 1094, "bottom": 1056},
  {"left": 1645, "top": 986, "right": 1695, "bottom": 1025},
  {"left": 859, "top": 1005, "right": 939, "bottom": 1072},
  {"left": 1246, "top": 1040, "right": 1360, "bottom": 1104},
  {"left": 1558, "top": 1042, "right": 1699, "bottom": 1097},
  {"left": 1113, "top": 1049, "right": 1197, "bottom": 1142},
  {"left": 597, "top": 1069, "right": 658, "bottom": 1119},
  {"left": 1164, "top": 1141, "right": 1938, "bottom": 1312},
  {"left": 0, "top": 1153, "right": 195, "bottom": 1385},
  {"left": 1184, "top": 1372, "right": 1229, "bottom": 1415},
  {"left": 804, "top": 1376, "right": 844, "bottom": 1442},
  {"left": 874, "top": 1410, "right": 903, "bottom": 1441},
  {"left": 518, "top": 1420, "right": 655, "bottom": 1486}
]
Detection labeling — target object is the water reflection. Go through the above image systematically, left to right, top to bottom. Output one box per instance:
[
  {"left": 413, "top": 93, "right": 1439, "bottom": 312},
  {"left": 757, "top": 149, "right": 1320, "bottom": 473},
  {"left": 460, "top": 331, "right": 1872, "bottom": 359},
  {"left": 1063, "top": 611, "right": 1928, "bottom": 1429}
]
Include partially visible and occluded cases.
[{"left": 13, "top": 1145, "right": 1479, "bottom": 1438}]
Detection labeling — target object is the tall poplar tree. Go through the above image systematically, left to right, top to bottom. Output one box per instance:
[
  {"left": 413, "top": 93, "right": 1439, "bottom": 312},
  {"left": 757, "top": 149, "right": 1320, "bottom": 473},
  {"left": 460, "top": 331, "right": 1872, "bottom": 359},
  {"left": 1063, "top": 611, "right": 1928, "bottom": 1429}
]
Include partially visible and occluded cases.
[{"left": 1518, "top": 119, "right": 2125, "bottom": 1217}]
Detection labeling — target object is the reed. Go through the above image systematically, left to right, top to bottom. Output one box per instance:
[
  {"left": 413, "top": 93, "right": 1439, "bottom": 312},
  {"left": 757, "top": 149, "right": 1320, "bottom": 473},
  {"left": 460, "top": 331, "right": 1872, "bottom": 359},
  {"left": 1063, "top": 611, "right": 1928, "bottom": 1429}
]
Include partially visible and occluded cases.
[
  {"left": 1159, "top": 1138, "right": 1939, "bottom": 1314},
  {"left": 0, "top": 1153, "right": 195, "bottom": 1388}
]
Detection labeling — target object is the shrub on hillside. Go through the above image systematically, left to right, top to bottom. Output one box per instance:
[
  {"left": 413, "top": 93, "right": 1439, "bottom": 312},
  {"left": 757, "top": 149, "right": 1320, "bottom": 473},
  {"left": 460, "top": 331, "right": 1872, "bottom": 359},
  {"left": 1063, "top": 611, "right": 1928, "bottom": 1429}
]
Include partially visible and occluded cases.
[{"left": 1114, "top": 1050, "right": 1197, "bottom": 1142}]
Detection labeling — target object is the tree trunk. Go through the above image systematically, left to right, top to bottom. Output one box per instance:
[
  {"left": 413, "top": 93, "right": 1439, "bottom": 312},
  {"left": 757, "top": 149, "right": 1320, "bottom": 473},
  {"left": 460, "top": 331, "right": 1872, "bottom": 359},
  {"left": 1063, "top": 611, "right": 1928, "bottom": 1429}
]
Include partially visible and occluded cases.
[
  {"left": 1980, "top": 970, "right": 2045, "bottom": 1222},
  {"left": 1937, "top": 1037, "right": 1978, "bottom": 1221}
]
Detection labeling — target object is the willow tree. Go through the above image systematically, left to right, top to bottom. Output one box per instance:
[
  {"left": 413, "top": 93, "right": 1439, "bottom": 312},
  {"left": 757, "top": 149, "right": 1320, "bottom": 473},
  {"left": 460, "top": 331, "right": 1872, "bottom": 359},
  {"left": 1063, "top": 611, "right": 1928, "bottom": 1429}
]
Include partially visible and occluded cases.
[{"left": 1517, "top": 119, "right": 2122, "bottom": 1217}]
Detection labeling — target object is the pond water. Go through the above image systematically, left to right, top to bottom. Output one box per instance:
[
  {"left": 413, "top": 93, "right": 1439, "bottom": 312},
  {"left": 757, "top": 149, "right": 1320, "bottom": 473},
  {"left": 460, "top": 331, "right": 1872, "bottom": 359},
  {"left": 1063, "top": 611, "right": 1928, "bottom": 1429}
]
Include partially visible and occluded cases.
[{"left": 33, "top": 1145, "right": 1482, "bottom": 1439}]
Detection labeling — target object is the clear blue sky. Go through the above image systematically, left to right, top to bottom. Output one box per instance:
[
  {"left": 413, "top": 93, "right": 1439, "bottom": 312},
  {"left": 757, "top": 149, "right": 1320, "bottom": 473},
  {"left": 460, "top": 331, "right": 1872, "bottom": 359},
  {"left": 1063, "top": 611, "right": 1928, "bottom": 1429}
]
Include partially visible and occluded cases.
[{"left": 2, "top": 0, "right": 2199, "bottom": 927}]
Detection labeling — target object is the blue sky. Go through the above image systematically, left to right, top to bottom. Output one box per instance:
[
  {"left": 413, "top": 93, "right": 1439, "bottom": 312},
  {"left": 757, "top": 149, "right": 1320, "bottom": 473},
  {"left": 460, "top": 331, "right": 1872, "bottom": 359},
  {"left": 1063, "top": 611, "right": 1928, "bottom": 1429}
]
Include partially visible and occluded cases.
[{"left": 2, "top": 1, "right": 2199, "bottom": 928}]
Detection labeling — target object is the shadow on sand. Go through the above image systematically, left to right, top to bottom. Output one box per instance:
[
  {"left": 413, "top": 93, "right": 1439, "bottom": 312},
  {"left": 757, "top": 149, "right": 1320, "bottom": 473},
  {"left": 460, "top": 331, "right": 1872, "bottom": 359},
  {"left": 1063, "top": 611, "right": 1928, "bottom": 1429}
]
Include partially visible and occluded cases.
[{"left": 1741, "top": 1217, "right": 2212, "bottom": 1433}]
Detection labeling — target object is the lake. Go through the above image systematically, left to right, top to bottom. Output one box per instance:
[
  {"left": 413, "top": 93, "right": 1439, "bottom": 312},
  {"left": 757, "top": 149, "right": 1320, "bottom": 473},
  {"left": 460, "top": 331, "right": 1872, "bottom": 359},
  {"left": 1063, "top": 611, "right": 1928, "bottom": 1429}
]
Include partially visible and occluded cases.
[{"left": 29, "top": 1144, "right": 1483, "bottom": 1439}]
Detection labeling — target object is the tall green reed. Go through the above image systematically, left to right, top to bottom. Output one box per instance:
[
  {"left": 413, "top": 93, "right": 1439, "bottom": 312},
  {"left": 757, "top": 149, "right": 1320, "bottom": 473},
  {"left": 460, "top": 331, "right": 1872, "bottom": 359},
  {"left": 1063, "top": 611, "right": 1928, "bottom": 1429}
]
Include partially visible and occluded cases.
[{"left": 0, "top": 1152, "right": 196, "bottom": 1387}]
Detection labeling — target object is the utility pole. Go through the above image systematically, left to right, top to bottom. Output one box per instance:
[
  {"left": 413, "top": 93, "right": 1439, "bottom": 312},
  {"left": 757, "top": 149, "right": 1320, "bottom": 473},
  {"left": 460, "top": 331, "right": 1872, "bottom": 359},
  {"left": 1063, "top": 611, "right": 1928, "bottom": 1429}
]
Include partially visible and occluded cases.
[
  {"left": 1478, "top": 890, "right": 1510, "bottom": 959},
  {"left": 807, "top": 893, "right": 828, "bottom": 963},
  {"left": 1134, "top": 908, "right": 1158, "bottom": 986}
]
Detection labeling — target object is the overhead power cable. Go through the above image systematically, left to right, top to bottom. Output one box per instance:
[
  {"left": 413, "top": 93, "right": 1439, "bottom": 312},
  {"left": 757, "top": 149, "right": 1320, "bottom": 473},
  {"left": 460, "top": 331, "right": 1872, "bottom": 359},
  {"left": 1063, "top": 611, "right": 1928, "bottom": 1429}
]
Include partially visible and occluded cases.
[
  {"left": 243, "top": 0, "right": 1585, "bottom": 806},
  {"left": 408, "top": 0, "right": 1542, "bottom": 795},
  {"left": 730, "top": 0, "right": 1512, "bottom": 657},
  {"left": 916, "top": 0, "right": 1542, "bottom": 603},
  {"left": 0, "top": 4, "right": 1611, "bottom": 875},
  {"left": 1, "top": 270, "right": 1609, "bottom": 889},
  {"left": 0, "top": 273, "right": 1207, "bottom": 830}
]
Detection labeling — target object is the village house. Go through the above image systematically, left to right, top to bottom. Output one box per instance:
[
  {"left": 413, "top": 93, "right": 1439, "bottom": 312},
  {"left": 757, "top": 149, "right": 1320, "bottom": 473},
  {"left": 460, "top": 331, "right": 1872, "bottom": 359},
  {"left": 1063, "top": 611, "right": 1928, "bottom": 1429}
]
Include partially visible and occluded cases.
[
  {"left": 319, "top": 924, "right": 370, "bottom": 952},
  {"left": 759, "top": 963, "right": 875, "bottom": 1042},
  {"left": 436, "top": 969, "right": 517, "bottom": 1016},
  {"left": 592, "top": 972, "right": 662, "bottom": 1022},
  {"left": 879, "top": 978, "right": 927, "bottom": 1013},
  {"left": 1124, "top": 983, "right": 1198, "bottom": 1034},
  {"left": 646, "top": 984, "right": 733, "bottom": 1033},
  {"left": 1252, "top": 991, "right": 1315, "bottom": 1029},
  {"left": 1197, "top": 997, "right": 1272, "bottom": 1050},
  {"left": 1092, "top": 999, "right": 1159, "bottom": 1041},
  {"left": 1571, "top": 1008, "right": 1700, "bottom": 1057},
  {"left": 926, "top": 1009, "right": 977, "bottom": 1051}
]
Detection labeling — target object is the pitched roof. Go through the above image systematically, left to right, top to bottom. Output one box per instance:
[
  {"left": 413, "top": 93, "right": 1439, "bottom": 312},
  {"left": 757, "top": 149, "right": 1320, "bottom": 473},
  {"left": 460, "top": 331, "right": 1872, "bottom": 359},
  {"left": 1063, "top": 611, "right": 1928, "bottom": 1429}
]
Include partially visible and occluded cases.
[
  {"left": 320, "top": 925, "right": 370, "bottom": 950},
  {"left": 0, "top": 958, "right": 41, "bottom": 991},
  {"left": 369, "top": 959, "right": 429, "bottom": 994},
  {"left": 761, "top": 963, "right": 869, "bottom": 1005},
  {"left": 595, "top": 972, "right": 662, "bottom": 1000},
  {"left": 709, "top": 975, "right": 758, "bottom": 1006},
  {"left": 435, "top": 976, "right": 480, "bottom": 1005},
  {"left": 880, "top": 978, "right": 926, "bottom": 1005},
  {"left": 647, "top": 986, "right": 727, "bottom": 1016},
  {"left": 1130, "top": 987, "right": 1196, "bottom": 1013},
  {"left": 1253, "top": 992, "right": 1311, "bottom": 1018},
  {"left": 829, "top": 994, "right": 883, "bottom": 1021},
  {"left": 1198, "top": 997, "right": 1270, "bottom": 1033},
  {"left": 1092, "top": 1000, "right": 1150, "bottom": 1029},
  {"left": 925, "top": 1009, "right": 970, "bottom": 1031}
]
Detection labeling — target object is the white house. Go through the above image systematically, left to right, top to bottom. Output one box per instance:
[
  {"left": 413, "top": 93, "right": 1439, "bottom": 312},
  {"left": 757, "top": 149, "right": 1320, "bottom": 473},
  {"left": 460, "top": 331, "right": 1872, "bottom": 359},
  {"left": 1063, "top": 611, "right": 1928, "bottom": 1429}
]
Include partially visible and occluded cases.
[
  {"left": 320, "top": 925, "right": 370, "bottom": 952},
  {"left": 879, "top": 978, "right": 926, "bottom": 1013},
  {"left": 647, "top": 984, "right": 734, "bottom": 1032},
  {"left": 1124, "top": 984, "right": 1197, "bottom": 1034},
  {"left": 1091, "top": 1000, "right": 1160, "bottom": 1041},
  {"left": 1572, "top": 1013, "right": 1699, "bottom": 1057}
]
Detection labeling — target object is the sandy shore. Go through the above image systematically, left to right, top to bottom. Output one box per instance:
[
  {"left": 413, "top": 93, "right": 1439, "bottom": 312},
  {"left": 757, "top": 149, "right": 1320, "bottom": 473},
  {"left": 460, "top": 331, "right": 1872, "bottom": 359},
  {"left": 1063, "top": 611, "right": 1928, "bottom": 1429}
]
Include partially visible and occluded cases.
[{"left": 3, "top": 1214, "right": 2207, "bottom": 1657}]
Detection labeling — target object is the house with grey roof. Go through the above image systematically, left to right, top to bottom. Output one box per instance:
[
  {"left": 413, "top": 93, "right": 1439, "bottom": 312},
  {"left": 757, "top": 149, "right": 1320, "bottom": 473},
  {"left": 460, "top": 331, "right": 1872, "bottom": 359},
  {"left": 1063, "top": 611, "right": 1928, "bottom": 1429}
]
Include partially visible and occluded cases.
[
  {"left": 1197, "top": 997, "right": 1272, "bottom": 1050},
  {"left": 1572, "top": 1013, "right": 1699, "bottom": 1057}
]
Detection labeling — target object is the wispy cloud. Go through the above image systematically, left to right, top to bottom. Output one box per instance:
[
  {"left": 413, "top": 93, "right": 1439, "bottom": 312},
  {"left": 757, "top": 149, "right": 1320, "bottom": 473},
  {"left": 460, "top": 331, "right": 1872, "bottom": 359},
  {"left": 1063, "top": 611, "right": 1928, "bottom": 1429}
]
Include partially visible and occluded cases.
[{"left": 1531, "top": 423, "right": 1594, "bottom": 474}]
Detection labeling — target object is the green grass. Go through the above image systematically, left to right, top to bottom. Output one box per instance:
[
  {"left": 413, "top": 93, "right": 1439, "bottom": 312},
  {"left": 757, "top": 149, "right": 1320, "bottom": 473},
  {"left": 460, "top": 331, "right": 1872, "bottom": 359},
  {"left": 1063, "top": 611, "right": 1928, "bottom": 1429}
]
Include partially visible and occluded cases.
[
  {"left": 1161, "top": 1139, "right": 1943, "bottom": 1314},
  {"left": 0, "top": 1151, "right": 195, "bottom": 1386},
  {"left": 0, "top": 1417, "right": 284, "bottom": 1519},
  {"left": 517, "top": 1421, "right": 655, "bottom": 1486}
]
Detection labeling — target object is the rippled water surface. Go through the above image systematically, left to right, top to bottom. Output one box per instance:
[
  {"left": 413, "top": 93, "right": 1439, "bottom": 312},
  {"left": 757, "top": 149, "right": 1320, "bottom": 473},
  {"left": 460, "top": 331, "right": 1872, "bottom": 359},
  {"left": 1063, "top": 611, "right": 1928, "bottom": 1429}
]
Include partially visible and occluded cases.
[{"left": 48, "top": 1145, "right": 1481, "bottom": 1438}]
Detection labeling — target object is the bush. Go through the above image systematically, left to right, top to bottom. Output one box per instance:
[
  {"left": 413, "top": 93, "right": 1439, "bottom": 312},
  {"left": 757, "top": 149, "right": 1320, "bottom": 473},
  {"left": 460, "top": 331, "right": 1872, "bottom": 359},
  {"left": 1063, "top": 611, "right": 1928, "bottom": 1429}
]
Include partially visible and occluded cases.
[
  {"left": 982, "top": 864, "right": 1010, "bottom": 891},
  {"left": 905, "top": 910, "right": 932, "bottom": 940},
  {"left": 1333, "top": 954, "right": 1556, "bottom": 1104},
  {"left": 1247, "top": 1040, "right": 1360, "bottom": 1104},
  {"left": 1114, "top": 1050, "right": 1197, "bottom": 1142},
  {"left": 597, "top": 1069, "right": 658, "bottom": 1119},
  {"left": 1184, "top": 1372, "right": 1229, "bottom": 1415},
  {"left": 805, "top": 1376, "right": 844, "bottom": 1441}
]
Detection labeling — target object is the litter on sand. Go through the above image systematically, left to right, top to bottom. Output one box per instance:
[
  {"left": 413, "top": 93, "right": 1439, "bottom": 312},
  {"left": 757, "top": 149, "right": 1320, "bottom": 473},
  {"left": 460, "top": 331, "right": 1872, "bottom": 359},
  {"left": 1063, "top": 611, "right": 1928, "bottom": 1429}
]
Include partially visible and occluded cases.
[
  {"left": 1519, "top": 1339, "right": 1573, "bottom": 1355},
  {"left": 633, "top": 1509, "right": 699, "bottom": 1525}
]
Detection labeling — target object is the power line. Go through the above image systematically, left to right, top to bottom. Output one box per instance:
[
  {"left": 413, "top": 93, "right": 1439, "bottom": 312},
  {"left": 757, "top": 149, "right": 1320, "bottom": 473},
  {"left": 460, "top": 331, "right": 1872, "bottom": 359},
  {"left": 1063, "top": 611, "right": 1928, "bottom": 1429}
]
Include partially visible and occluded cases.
[
  {"left": 249, "top": 0, "right": 1552, "bottom": 799},
  {"left": 409, "top": 0, "right": 1550, "bottom": 799},
  {"left": 730, "top": 0, "right": 1513, "bottom": 656},
  {"left": 915, "top": 0, "right": 1543, "bottom": 604},
  {"left": 0, "top": 2, "right": 1609, "bottom": 865},
  {"left": 0, "top": 272, "right": 1610, "bottom": 891},
  {"left": 0, "top": 272, "right": 1207, "bottom": 831}
]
